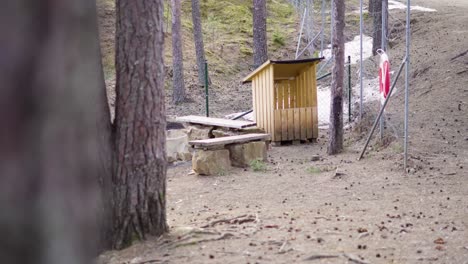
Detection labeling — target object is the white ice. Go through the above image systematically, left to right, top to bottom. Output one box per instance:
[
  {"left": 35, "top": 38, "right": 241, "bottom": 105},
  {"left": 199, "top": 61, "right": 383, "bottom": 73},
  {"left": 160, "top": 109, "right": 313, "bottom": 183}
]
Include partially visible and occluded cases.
[
  {"left": 388, "top": 0, "right": 437, "bottom": 12},
  {"left": 321, "top": 35, "right": 373, "bottom": 65}
]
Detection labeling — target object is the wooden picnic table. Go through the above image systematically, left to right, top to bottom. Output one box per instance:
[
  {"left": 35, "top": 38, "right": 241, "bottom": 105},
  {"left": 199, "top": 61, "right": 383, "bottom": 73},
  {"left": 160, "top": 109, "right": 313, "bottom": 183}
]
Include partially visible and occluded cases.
[{"left": 176, "top": 115, "right": 256, "bottom": 129}]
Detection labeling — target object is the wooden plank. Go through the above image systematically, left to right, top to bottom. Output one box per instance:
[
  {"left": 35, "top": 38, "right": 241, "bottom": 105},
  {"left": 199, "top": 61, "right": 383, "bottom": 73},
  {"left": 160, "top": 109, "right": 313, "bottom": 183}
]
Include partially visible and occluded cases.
[
  {"left": 242, "top": 60, "right": 271, "bottom": 83},
  {"left": 310, "top": 65, "right": 317, "bottom": 107},
  {"left": 266, "top": 66, "right": 272, "bottom": 135},
  {"left": 268, "top": 66, "right": 275, "bottom": 138},
  {"left": 304, "top": 67, "right": 310, "bottom": 107},
  {"left": 264, "top": 68, "right": 269, "bottom": 133},
  {"left": 303, "top": 68, "right": 308, "bottom": 107},
  {"left": 262, "top": 69, "right": 267, "bottom": 132},
  {"left": 302, "top": 69, "right": 307, "bottom": 108},
  {"left": 294, "top": 70, "right": 302, "bottom": 108},
  {"left": 258, "top": 73, "right": 264, "bottom": 130},
  {"left": 252, "top": 75, "right": 257, "bottom": 123},
  {"left": 254, "top": 76, "right": 259, "bottom": 124},
  {"left": 290, "top": 80, "right": 296, "bottom": 108},
  {"left": 274, "top": 81, "right": 278, "bottom": 109},
  {"left": 277, "top": 81, "right": 282, "bottom": 109},
  {"left": 284, "top": 81, "right": 288, "bottom": 109},
  {"left": 312, "top": 106, "right": 319, "bottom": 139},
  {"left": 300, "top": 107, "right": 307, "bottom": 140},
  {"left": 306, "top": 107, "right": 313, "bottom": 138},
  {"left": 294, "top": 108, "right": 300, "bottom": 140},
  {"left": 281, "top": 109, "right": 288, "bottom": 141},
  {"left": 287, "top": 109, "right": 294, "bottom": 140},
  {"left": 274, "top": 110, "right": 281, "bottom": 142},
  {"left": 176, "top": 115, "right": 256, "bottom": 129},
  {"left": 189, "top": 133, "right": 270, "bottom": 148}
]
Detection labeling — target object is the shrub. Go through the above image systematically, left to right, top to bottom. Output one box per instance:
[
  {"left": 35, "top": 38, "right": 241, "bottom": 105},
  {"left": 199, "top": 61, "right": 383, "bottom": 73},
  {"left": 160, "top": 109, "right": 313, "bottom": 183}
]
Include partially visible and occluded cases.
[{"left": 250, "top": 159, "right": 267, "bottom": 172}]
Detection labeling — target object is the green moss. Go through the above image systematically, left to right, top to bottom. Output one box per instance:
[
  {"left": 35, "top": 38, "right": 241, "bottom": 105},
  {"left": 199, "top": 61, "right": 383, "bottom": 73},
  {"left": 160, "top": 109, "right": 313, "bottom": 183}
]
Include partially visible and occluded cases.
[
  {"left": 272, "top": 31, "right": 285, "bottom": 46},
  {"left": 240, "top": 45, "right": 253, "bottom": 55},
  {"left": 250, "top": 159, "right": 267, "bottom": 172},
  {"left": 306, "top": 166, "right": 322, "bottom": 174}
]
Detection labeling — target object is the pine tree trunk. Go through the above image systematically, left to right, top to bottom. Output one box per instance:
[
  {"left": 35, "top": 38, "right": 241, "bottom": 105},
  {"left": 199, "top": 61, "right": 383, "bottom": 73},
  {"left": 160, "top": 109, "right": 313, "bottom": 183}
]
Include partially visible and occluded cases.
[
  {"left": 114, "top": 0, "right": 168, "bottom": 249},
  {"left": 171, "top": 0, "right": 186, "bottom": 103},
  {"left": 191, "top": 0, "right": 207, "bottom": 86},
  {"left": 253, "top": 0, "right": 268, "bottom": 67},
  {"left": 328, "top": 0, "right": 345, "bottom": 155},
  {"left": 369, "top": 0, "right": 375, "bottom": 16},
  {"left": 372, "top": 0, "right": 382, "bottom": 55},
  {"left": 382, "top": 0, "right": 388, "bottom": 51},
  {"left": 0, "top": 1, "right": 103, "bottom": 263}
]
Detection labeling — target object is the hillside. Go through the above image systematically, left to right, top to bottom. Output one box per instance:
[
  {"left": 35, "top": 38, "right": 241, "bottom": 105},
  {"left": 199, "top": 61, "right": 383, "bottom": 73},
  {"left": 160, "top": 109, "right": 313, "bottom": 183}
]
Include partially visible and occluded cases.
[{"left": 97, "top": 0, "right": 300, "bottom": 118}]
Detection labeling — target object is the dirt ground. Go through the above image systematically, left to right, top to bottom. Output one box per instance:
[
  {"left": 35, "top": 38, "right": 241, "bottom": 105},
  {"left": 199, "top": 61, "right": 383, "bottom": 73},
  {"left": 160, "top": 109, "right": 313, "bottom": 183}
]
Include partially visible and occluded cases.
[{"left": 99, "top": 0, "right": 468, "bottom": 263}]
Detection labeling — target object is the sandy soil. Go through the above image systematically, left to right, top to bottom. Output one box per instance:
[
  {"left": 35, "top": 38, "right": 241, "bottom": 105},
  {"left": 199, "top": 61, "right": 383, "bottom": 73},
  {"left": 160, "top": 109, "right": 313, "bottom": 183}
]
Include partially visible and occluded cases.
[{"left": 99, "top": 0, "right": 468, "bottom": 263}]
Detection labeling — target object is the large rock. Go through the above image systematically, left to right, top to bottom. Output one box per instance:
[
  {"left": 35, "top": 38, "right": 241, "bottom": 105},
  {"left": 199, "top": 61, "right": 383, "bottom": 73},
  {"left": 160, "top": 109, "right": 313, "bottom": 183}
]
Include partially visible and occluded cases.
[
  {"left": 186, "top": 125, "right": 213, "bottom": 140},
  {"left": 166, "top": 129, "right": 190, "bottom": 163},
  {"left": 212, "top": 129, "right": 236, "bottom": 138},
  {"left": 227, "top": 141, "right": 267, "bottom": 168},
  {"left": 192, "top": 149, "right": 231, "bottom": 176}
]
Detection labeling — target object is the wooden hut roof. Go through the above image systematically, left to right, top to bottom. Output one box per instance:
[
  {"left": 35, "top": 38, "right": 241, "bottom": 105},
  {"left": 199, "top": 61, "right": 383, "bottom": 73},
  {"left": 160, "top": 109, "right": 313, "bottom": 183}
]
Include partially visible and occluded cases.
[{"left": 242, "top": 57, "right": 324, "bottom": 84}]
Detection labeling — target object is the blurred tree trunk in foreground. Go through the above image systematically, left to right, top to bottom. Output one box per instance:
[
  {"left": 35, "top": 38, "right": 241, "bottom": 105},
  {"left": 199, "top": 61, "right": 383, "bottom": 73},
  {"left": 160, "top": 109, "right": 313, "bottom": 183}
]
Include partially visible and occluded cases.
[{"left": 0, "top": 0, "right": 104, "bottom": 263}]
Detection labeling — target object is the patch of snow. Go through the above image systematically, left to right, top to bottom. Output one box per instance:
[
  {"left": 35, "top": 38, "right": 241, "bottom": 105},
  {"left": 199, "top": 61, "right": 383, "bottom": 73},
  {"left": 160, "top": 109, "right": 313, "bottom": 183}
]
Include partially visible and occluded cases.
[
  {"left": 388, "top": 0, "right": 437, "bottom": 12},
  {"left": 322, "top": 35, "right": 373, "bottom": 65}
]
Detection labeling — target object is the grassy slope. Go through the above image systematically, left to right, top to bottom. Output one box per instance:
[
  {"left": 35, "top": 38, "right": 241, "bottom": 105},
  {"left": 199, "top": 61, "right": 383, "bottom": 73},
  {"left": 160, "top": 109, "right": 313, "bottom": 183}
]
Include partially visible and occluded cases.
[
  {"left": 96, "top": 0, "right": 370, "bottom": 117},
  {"left": 97, "top": 0, "right": 296, "bottom": 83}
]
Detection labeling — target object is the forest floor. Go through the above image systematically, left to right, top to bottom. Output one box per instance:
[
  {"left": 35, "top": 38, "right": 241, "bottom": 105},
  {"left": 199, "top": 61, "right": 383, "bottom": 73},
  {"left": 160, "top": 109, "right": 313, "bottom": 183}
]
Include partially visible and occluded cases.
[{"left": 98, "top": 0, "right": 468, "bottom": 263}]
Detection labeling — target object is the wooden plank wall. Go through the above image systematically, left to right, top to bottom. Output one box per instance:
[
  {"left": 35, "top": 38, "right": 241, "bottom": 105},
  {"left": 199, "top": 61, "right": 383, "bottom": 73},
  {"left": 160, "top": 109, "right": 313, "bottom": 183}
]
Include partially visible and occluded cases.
[
  {"left": 272, "top": 64, "right": 319, "bottom": 141},
  {"left": 253, "top": 65, "right": 275, "bottom": 140},
  {"left": 274, "top": 107, "right": 315, "bottom": 141}
]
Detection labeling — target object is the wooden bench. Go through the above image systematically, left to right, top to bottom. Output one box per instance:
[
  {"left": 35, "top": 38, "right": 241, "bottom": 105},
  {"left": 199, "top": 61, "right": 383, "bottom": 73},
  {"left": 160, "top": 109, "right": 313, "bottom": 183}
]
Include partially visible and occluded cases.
[
  {"left": 176, "top": 115, "right": 256, "bottom": 130},
  {"left": 189, "top": 133, "right": 270, "bottom": 175},
  {"left": 189, "top": 133, "right": 270, "bottom": 149}
]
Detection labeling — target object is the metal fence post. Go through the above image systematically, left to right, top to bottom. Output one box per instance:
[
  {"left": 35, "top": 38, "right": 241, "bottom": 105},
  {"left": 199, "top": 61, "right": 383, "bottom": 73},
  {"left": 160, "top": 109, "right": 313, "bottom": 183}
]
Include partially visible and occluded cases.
[
  {"left": 359, "top": 0, "right": 363, "bottom": 120},
  {"left": 404, "top": 0, "right": 411, "bottom": 170},
  {"left": 348, "top": 56, "right": 352, "bottom": 123},
  {"left": 205, "top": 60, "right": 209, "bottom": 117}
]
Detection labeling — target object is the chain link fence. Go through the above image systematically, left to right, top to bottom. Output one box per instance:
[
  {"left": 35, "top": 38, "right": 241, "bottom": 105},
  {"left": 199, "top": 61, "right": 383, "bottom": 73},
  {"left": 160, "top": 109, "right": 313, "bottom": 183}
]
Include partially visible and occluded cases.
[{"left": 287, "top": 0, "right": 412, "bottom": 147}]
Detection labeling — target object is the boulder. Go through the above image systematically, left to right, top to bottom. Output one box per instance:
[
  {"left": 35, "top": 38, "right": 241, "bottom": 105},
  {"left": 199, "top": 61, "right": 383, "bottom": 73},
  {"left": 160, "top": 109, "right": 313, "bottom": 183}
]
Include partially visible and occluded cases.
[
  {"left": 186, "top": 125, "right": 213, "bottom": 140},
  {"left": 166, "top": 129, "right": 190, "bottom": 163},
  {"left": 212, "top": 129, "right": 236, "bottom": 138},
  {"left": 227, "top": 141, "right": 267, "bottom": 168},
  {"left": 192, "top": 149, "right": 231, "bottom": 176},
  {"left": 177, "top": 152, "right": 192, "bottom": 161}
]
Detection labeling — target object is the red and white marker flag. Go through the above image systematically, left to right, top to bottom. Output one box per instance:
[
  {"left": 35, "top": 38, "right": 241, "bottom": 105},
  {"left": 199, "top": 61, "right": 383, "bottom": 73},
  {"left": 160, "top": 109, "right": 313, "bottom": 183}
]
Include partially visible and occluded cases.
[{"left": 379, "top": 51, "right": 391, "bottom": 105}]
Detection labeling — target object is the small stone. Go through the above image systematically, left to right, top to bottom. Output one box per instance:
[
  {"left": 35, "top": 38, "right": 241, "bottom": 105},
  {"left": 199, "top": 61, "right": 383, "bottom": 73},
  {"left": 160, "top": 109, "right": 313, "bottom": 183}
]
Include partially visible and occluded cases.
[{"left": 311, "top": 155, "right": 321, "bottom": 161}]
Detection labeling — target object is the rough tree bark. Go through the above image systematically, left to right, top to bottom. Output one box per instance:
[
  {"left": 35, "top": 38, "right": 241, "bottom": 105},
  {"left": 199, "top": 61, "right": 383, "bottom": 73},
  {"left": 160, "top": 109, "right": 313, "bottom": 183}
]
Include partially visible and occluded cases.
[
  {"left": 0, "top": 0, "right": 103, "bottom": 263},
  {"left": 113, "top": 0, "right": 168, "bottom": 249},
  {"left": 171, "top": 0, "right": 186, "bottom": 103},
  {"left": 191, "top": 0, "right": 208, "bottom": 86},
  {"left": 253, "top": 0, "right": 268, "bottom": 67},
  {"left": 328, "top": 0, "right": 345, "bottom": 155},
  {"left": 369, "top": 0, "right": 375, "bottom": 16},
  {"left": 371, "top": 0, "right": 382, "bottom": 55},
  {"left": 381, "top": 0, "right": 388, "bottom": 51}
]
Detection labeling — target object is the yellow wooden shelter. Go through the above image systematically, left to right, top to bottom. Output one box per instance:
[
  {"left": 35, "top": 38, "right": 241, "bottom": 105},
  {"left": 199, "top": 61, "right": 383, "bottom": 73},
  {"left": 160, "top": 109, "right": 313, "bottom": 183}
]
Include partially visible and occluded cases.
[{"left": 242, "top": 58, "right": 323, "bottom": 143}]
